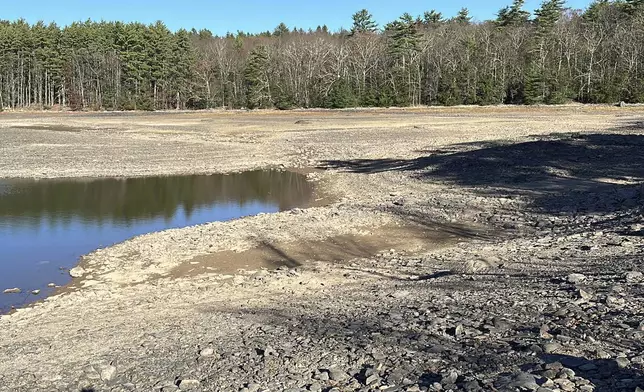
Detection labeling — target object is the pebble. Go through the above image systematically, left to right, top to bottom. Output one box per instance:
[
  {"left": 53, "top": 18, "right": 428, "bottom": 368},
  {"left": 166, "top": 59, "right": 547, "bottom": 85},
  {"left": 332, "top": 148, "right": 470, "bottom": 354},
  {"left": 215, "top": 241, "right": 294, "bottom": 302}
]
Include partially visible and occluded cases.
[
  {"left": 624, "top": 270, "right": 643, "bottom": 283},
  {"left": 567, "top": 273, "right": 587, "bottom": 284},
  {"left": 542, "top": 342, "right": 562, "bottom": 354},
  {"left": 199, "top": 347, "right": 215, "bottom": 357},
  {"left": 99, "top": 365, "right": 117, "bottom": 382},
  {"left": 178, "top": 379, "right": 201, "bottom": 390}
]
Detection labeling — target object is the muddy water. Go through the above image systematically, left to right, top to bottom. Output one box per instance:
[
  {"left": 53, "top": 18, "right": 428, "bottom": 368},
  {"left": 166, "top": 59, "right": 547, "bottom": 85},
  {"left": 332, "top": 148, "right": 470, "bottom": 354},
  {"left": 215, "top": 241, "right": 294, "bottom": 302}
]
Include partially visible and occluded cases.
[{"left": 0, "top": 170, "right": 313, "bottom": 312}]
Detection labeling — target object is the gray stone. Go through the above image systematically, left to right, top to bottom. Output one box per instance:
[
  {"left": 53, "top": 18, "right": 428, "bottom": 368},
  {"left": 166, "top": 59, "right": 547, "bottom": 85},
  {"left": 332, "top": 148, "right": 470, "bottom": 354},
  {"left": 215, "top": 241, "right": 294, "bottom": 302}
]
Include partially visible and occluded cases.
[
  {"left": 69, "top": 266, "right": 86, "bottom": 278},
  {"left": 624, "top": 271, "right": 643, "bottom": 283},
  {"left": 567, "top": 273, "right": 587, "bottom": 284},
  {"left": 3, "top": 288, "right": 21, "bottom": 294},
  {"left": 31, "top": 289, "right": 41, "bottom": 295},
  {"left": 578, "top": 289, "right": 593, "bottom": 300},
  {"left": 542, "top": 342, "right": 562, "bottom": 354},
  {"left": 199, "top": 347, "right": 215, "bottom": 357},
  {"left": 615, "top": 356, "right": 631, "bottom": 369},
  {"left": 99, "top": 365, "right": 117, "bottom": 382},
  {"left": 327, "top": 368, "right": 349, "bottom": 382},
  {"left": 441, "top": 370, "right": 458, "bottom": 385},
  {"left": 508, "top": 372, "right": 539, "bottom": 390},
  {"left": 366, "top": 374, "right": 380, "bottom": 385},
  {"left": 555, "top": 378, "right": 575, "bottom": 391},
  {"left": 178, "top": 379, "right": 201, "bottom": 390},
  {"left": 308, "top": 382, "right": 322, "bottom": 392},
  {"left": 244, "top": 383, "right": 260, "bottom": 392}
]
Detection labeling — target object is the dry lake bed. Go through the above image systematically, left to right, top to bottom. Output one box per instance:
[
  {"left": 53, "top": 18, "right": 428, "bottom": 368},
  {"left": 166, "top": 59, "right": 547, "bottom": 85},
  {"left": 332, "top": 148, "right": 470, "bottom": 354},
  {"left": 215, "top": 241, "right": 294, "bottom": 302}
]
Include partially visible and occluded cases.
[{"left": 0, "top": 106, "right": 643, "bottom": 392}]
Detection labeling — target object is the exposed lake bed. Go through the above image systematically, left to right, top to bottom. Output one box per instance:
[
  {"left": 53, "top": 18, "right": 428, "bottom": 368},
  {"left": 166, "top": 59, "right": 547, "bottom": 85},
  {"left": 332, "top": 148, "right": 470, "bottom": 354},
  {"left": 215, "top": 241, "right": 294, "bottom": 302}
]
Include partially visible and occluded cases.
[{"left": 0, "top": 108, "right": 642, "bottom": 392}]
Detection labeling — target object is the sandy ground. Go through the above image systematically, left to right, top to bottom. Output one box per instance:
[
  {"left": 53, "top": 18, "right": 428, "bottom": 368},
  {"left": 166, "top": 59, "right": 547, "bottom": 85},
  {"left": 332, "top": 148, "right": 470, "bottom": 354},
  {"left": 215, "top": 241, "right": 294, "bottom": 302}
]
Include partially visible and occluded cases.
[{"left": 0, "top": 106, "right": 643, "bottom": 392}]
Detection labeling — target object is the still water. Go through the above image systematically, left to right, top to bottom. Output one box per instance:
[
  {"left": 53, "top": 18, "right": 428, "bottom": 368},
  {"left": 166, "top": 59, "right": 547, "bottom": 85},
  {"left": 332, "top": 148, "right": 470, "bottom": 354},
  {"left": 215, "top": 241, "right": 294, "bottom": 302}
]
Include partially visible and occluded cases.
[{"left": 0, "top": 170, "right": 313, "bottom": 312}]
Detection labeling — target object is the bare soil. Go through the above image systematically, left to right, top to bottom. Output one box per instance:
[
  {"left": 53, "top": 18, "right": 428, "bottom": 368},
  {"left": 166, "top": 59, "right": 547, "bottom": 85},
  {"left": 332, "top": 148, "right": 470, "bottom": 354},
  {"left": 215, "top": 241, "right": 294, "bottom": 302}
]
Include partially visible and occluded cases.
[{"left": 0, "top": 106, "right": 643, "bottom": 392}]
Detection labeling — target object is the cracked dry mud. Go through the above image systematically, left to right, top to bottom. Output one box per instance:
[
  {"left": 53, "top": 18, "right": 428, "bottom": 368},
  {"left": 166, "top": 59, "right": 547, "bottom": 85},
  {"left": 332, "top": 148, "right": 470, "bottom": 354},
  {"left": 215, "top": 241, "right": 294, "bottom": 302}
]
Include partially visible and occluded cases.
[{"left": 0, "top": 106, "right": 643, "bottom": 392}]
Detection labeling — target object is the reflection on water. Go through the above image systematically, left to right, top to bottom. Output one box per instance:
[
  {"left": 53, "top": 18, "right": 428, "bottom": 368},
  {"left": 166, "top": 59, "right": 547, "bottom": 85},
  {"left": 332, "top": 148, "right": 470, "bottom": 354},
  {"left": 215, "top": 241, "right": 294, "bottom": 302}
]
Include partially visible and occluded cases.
[{"left": 0, "top": 170, "right": 313, "bottom": 313}]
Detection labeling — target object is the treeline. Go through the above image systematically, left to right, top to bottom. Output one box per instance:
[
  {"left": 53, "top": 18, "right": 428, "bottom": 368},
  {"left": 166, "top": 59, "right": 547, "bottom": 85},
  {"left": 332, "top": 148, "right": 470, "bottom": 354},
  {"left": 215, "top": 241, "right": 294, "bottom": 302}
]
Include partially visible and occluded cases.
[{"left": 1, "top": 0, "right": 643, "bottom": 111}]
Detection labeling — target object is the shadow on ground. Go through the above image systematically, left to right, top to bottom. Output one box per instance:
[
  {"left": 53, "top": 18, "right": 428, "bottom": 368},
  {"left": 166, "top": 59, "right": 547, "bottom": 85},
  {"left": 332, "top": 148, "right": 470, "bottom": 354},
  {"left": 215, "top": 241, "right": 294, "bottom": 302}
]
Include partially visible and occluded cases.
[{"left": 321, "top": 132, "right": 644, "bottom": 216}]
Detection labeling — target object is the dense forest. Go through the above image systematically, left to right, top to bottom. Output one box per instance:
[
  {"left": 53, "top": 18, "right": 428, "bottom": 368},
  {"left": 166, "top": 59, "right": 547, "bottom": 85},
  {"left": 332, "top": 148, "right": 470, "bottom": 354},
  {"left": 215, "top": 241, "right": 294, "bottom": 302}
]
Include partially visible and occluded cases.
[{"left": 0, "top": 0, "right": 643, "bottom": 111}]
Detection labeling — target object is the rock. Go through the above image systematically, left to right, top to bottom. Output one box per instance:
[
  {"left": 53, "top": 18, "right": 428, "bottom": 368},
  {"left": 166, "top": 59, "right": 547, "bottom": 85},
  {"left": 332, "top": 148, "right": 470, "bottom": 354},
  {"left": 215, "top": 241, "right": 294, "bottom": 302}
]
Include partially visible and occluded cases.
[
  {"left": 461, "top": 259, "right": 492, "bottom": 273},
  {"left": 69, "top": 266, "right": 86, "bottom": 278},
  {"left": 624, "top": 270, "right": 643, "bottom": 283},
  {"left": 567, "top": 273, "right": 587, "bottom": 284},
  {"left": 47, "top": 283, "right": 56, "bottom": 287},
  {"left": 3, "top": 288, "right": 21, "bottom": 294},
  {"left": 578, "top": 289, "right": 593, "bottom": 300},
  {"left": 31, "top": 290, "right": 41, "bottom": 295},
  {"left": 540, "top": 324, "right": 553, "bottom": 339},
  {"left": 542, "top": 342, "right": 562, "bottom": 354},
  {"left": 199, "top": 347, "right": 215, "bottom": 357},
  {"left": 596, "top": 349, "right": 612, "bottom": 359},
  {"left": 615, "top": 356, "right": 630, "bottom": 369},
  {"left": 99, "top": 365, "right": 117, "bottom": 382},
  {"left": 327, "top": 368, "right": 349, "bottom": 382},
  {"left": 441, "top": 370, "right": 459, "bottom": 385},
  {"left": 315, "top": 371, "right": 329, "bottom": 381},
  {"left": 508, "top": 372, "right": 539, "bottom": 391},
  {"left": 365, "top": 374, "right": 380, "bottom": 385},
  {"left": 555, "top": 378, "right": 575, "bottom": 391},
  {"left": 178, "top": 379, "right": 201, "bottom": 390},
  {"left": 308, "top": 382, "right": 322, "bottom": 392},
  {"left": 244, "top": 383, "right": 260, "bottom": 392}
]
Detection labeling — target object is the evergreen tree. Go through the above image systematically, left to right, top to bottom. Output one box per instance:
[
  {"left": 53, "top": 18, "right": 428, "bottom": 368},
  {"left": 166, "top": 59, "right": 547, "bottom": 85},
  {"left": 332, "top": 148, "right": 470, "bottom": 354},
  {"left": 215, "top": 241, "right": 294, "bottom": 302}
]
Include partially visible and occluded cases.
[
  {"left": 496, "top": 0, "right": 530, "bottom": 27},
  {"left": 453, "top": 8, "right": 472, "bottom": 24},
  {"left": 350, "top": 9, "right": 378, "bottom": 35},
  {"left": 423, "top": 10, "right": 445, "bottom": 26},
  {"left": 273, "top": 23, "right": 289, "bottom": 37},
  {"left": 244, "top": 46, "right": 271, "bottom": 109}
]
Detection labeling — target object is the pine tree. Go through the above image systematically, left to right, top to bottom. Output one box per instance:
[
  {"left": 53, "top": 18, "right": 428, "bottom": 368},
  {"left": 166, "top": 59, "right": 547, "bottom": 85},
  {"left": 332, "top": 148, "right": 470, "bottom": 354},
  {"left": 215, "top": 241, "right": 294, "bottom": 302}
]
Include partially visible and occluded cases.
[
  {"left": 496, "top": 0, "right": 530, "bottom": 27},
  {"left": 583, "top": 0, "right": 610, "bottom": 22},
  {"left": 453, "top": 8, "right": 472, "bottom": 24},
  {"left": 350, "top": 9, "right": 378, "bottom": 35},
  {"left": 423, "top": 10, "right": 445, "bottom": 26},
  {"left": 273, "top": 23, "right": 289, "bottom": 37},
  {"left": 244, "top": 46, "right": 271, "bottom": 109}
]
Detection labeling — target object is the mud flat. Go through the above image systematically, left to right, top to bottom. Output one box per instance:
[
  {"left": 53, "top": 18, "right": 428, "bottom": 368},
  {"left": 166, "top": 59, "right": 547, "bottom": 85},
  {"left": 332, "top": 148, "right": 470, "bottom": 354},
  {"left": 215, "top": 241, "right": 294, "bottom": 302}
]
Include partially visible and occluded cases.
[{"left": 0, "top": 106, "right": 643, "bottom": 391}]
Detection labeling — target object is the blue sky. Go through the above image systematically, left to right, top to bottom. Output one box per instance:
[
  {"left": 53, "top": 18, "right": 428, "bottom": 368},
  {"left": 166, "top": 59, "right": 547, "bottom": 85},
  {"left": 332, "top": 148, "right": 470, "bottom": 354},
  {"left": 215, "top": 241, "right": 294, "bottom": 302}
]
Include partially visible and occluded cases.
[{"left": 2, "top": 0, "right": 593, "bottom": 35}]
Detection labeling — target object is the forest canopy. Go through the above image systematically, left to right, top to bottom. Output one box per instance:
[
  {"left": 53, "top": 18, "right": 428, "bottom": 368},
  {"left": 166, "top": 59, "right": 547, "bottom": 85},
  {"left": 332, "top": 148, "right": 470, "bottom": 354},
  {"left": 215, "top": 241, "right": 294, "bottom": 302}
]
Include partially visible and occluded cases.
[{"left": 1, "top": 0, "right": 643, "bottom": 111}]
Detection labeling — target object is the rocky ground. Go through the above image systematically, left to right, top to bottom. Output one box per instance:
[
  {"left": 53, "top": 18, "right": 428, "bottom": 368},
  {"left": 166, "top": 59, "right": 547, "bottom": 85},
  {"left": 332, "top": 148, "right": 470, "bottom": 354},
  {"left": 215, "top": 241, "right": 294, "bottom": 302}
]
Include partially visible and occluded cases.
[{"left": 0, "top": 106, "right": 643, "bottom": 392}]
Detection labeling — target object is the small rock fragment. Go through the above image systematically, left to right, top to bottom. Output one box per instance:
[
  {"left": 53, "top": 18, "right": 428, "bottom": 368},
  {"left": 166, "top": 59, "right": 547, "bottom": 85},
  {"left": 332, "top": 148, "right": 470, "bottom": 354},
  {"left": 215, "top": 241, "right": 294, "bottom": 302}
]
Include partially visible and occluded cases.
[
  {"left": 624, "top": 270, "right": 643, "bottom": 283},
  {"left": 3, "top": 288, "right": 21, "bottom": 294},
  {"left": 99, "top": 365, "right": 117, "bottom": 382},
  {"left": 178, "top": 379, "right": 201, "bottom": 390}
]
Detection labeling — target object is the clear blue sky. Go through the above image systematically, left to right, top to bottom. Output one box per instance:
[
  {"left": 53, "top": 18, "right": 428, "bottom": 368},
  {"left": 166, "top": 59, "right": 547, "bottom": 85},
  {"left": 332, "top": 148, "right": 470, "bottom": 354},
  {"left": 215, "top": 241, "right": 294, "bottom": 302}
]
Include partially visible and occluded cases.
[{"left": 2, "top": 0, "right": 593, "bottom": 35}]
